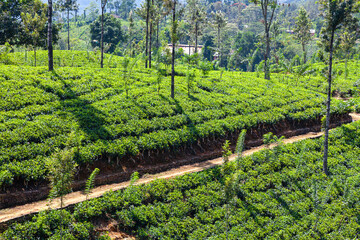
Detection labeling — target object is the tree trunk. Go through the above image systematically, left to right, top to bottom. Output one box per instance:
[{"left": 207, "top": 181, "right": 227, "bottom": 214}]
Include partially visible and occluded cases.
[
  {"left": 48, "top": 0, "right": 53, "bottom": 71},
  {"left": 145, "top": 0, "right": 150, "bottom": 68},
  {"left": 171, "top": 3, "right": 176, "bottom": 99},
  {"left": 101, "top": 7, "right": 104, "bottom": 68},
  {"left": 67, "top": 9, "right": 70, "bottom": 50},
  {"left": 149, "top": 18, "right": 153, "bottom": 68},
  {"left": 156, "top": 21, "right": 159, "bottom": 49},
  {"left": 195, "top": 22, "right": 198, "bottom": 54},
  {"left": 264, "top": 26, "right": 270, "bottom": 80},
  {"left": 218, "top": 27, "right": 221, "bottom": 64},
  {"left": 323, "top": 30, "right": 335, "bottom": 176},
  {"left": 302, "top": 43, "right": 306, "bottom": 64},
  {"left": 34, "top": 48, "right": 36, "bottom": 67},
  {"left": 345, "top": 52, "right": 349, "bottom": 80}
]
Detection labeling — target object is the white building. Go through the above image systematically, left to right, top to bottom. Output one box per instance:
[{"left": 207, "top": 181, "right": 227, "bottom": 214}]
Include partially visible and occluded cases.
[{"left": 167, "top": 44, "right": 203, "bottom": 55}]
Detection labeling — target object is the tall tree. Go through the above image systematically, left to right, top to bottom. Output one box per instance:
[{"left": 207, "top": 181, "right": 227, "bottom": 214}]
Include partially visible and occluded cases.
[
  {"left": 0, "top": 0, "right": 32, "bottom": 45},
  {"left": 21, "top": 0, "right": 47, "bottom": 67},
  {"left": 48, "top": 0, "right": 53, "bottom": 71},
  {"left": 57, "top": 0, "right": 77, "bottom": 50},
  {"left": 100, "top": 0, "right": 108, "bottom": 68},
  {"left": 135, "top": 0, "right": 150, "bottom": 67},
  {"left": 145, "top": 0, "right": 150, "bottom": 68},
  {"left": 148, "top": 0, "right": 164, "bottom": 68},
  {"left": 149, "top": 0, "right": 154, "bottom": 68},
  {"left": 164, "top": 0, "right": 180, "bottom": 98},
  {"left": 186, "top": 0, "right": 205, "bottom": 54},
  {"left": 250, "top": 0, "right": 278, "bottom": 80},
  {"left": 319, "top": 0, "right": 358, "bottom": 175},
  {"left": 294, "top": 7, "right": 312, "bottom": 64},
  {"left": 128, "top": 10, "right": 134, "bottom": 56},
  {"left": 212, "top": 10, "right": 227, "bottom": 66},
  {"left": 90, "top": 14, "right": 125, "bottom": 53},
  {"left": 339, "top": 16, "right": 359, "bottom": 80}
]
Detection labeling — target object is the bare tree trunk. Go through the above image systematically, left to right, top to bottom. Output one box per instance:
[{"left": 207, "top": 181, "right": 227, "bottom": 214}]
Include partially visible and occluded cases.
[
  {"left": 48, "top": 0, "right": 53, "bottom": 71},
  {"left": 145, "top": 0, "right": 150, "bottom": 68},
  {"left": 149, "top": 0, "right": 154, "bottom": 68},
  {"left": 171, "top": 3, "right": 176, "bottom": 99},
  {"left": 101, "top": 7, "right": 104, "bottom": 68},
  {"left": 67, "top": 9, "right": 70, "bottom": 50},
  {"left": 75, "top": 9, "right": 77, "bottom": 25},
  {"left": 149, "top": 18, "right": 153, "bottom": 68},
  {"left": 156, "top": 21, "right": 159, "bottom": 49},
  {"left": 195, "top": 22, "right": 198, "bottom": 54},
  {"left": 264, "top": 26, "right": 270, "bottom": 80},
  {"left": 218, "top": 27, "right": 221, "bottom": 64},
  {"left": 323, "top": 30, "right": 335, "bottom": 176},
  {"left": 302, "top": 43, "right": 306, "bottom": 64},
  {"left": 34, "top": 48, "right": 37, "bottom": 67},
  {"left": 345, "top": 52, "right": 349, "bottom": 80}
]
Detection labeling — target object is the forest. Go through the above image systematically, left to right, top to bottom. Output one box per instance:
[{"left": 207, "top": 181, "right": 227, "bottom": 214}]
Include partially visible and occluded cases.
[{"left": 0, "top": 0, "right": 360, "bottom": 239}]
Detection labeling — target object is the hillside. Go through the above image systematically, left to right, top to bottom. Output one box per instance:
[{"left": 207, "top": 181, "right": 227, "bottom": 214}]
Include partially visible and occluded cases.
[
  {"left": 0, "top": 51, "right": 352, "bottom": 202},
  {"left": 3, "top": 120, "right": 360, "bottom": 239}
]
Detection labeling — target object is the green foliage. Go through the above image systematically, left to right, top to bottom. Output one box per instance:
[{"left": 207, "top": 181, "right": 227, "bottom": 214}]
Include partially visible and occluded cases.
[
  {"left": 293, "top": 7, "right": 312, "bottom": 63},
  {"left": 90, "top": 14, "right": 125, "bottom": 53},
  {"left": 0, "top": 43, "right": 14, "bottom": 65},
  {"left": 0, "top": 50, "right": 353, "bottom": 190},
  {"left": 198, "top": 60, "right": 212, "bottom": 77},
  {"left": 186, "top": 68, "right": 195, "bottom": 96},
  {"left": 321, "top": 115, "right": 327, "bottom": 132},
  {"left": 5, "top": 122, "right": 360, "bottom": 239},
  {"left": 235, "top": 129, "right": 247, "bottom": 159},
  {"left": 222, "top": 140, "right": 232, "bottom": 164},
  {"left": 47, "top": 148, "right": 78, "bottom": 208},
  {"left": 84, "top": 168, "right": 100, "bottom": 200},
  {"left": 130, "top": 171, "right": 139, "bottom": 185},
  {"left": 2, "top": 210, "right": 93, "bottom": 239}
]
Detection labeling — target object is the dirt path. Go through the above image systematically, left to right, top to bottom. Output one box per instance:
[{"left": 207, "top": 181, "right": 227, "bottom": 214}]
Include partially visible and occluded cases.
[{"left": 1, "top": 113, "right": 360, "bottom": 226}]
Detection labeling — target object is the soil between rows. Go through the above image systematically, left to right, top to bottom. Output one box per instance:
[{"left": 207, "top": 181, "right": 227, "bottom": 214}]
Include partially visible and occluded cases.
[{"left": 0, "top": 113, "right": 352, "bottom": 210}]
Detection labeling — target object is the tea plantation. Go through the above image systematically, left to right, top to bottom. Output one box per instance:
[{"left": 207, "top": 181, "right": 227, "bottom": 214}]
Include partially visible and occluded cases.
[
  {"left": 0, "top": 51, "right": 352, "bottom": 190},
  {"left": 3, "top": 121, "right": 360, "bottom": 239}
]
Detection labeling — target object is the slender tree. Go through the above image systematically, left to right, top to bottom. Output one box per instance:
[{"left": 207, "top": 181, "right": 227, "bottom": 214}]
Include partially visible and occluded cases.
[
  {"left": 21, "top": 0, "right": 47, "bottom": 67},
  {"left": 48, "top": 0, "right": 53, "bottom": 71},
  {"left": 57, "top": 0, "right": 78, "bottom": 50},
  {"left": 100, "top": 0, "right": 108, "bottom": 68},
  {"left": 136, "top": 0, "right": 151, "bottom": 68},
  {"left": 145, "top": 0, "right": 150, "bottom": 68},
  {"left": 149, "top": 0, "right": 154, "bottom": 68},
  {"left": 164, "top": 0, "right": 180, "bottom": 98},
  {"left": 186, "top": 0, "right": 205, "bottom": 54},
  {"left": 250, "top": 0, "right": 278, "bottom": 80},
  {"left": 319, "top": 0, "right": 358, "bottom": 175},
  {"left": 294, "top": 7, "right": 312, "bottom": 64},
  {"left": 128, "top": 10, "right": 134, "bottom": 56},
  {"left": 212, "top": 11, "right": 227, "bottom": 66},
  {"left": 339, "top": 17, "right": 359, "bottom": 80},
  {"left": 47, "top": 149, "right": 77, "bottom": 208},
  {"left": 84, "top": 168, "right": 100, "bottom": 200}
]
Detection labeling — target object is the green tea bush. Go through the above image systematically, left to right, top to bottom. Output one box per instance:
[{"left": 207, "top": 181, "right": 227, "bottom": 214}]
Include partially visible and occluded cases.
[
  {"left": 0, "top": 52, "right": 352, "bottom": 190},
  {"left": 4, "top": 122, "right": 360, "bottom": 239}
]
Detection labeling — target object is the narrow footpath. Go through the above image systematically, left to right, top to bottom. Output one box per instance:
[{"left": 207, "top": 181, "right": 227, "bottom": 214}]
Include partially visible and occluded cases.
[{"left": 1, "top": 113, "right": 360, "bottom": 226}]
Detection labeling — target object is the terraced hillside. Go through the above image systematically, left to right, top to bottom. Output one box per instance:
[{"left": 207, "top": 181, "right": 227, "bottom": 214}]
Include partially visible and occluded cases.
[
  {"left": 0, "top": 51, "right": 353, "bottom": 207},
  {"left": 3, "top": 121, "right": 360, "bottom": 239}
]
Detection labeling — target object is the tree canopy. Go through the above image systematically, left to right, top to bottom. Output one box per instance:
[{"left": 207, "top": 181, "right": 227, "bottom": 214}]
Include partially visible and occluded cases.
[{"left": 90, "top": 13, "right": 125, "bottom": 53}]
